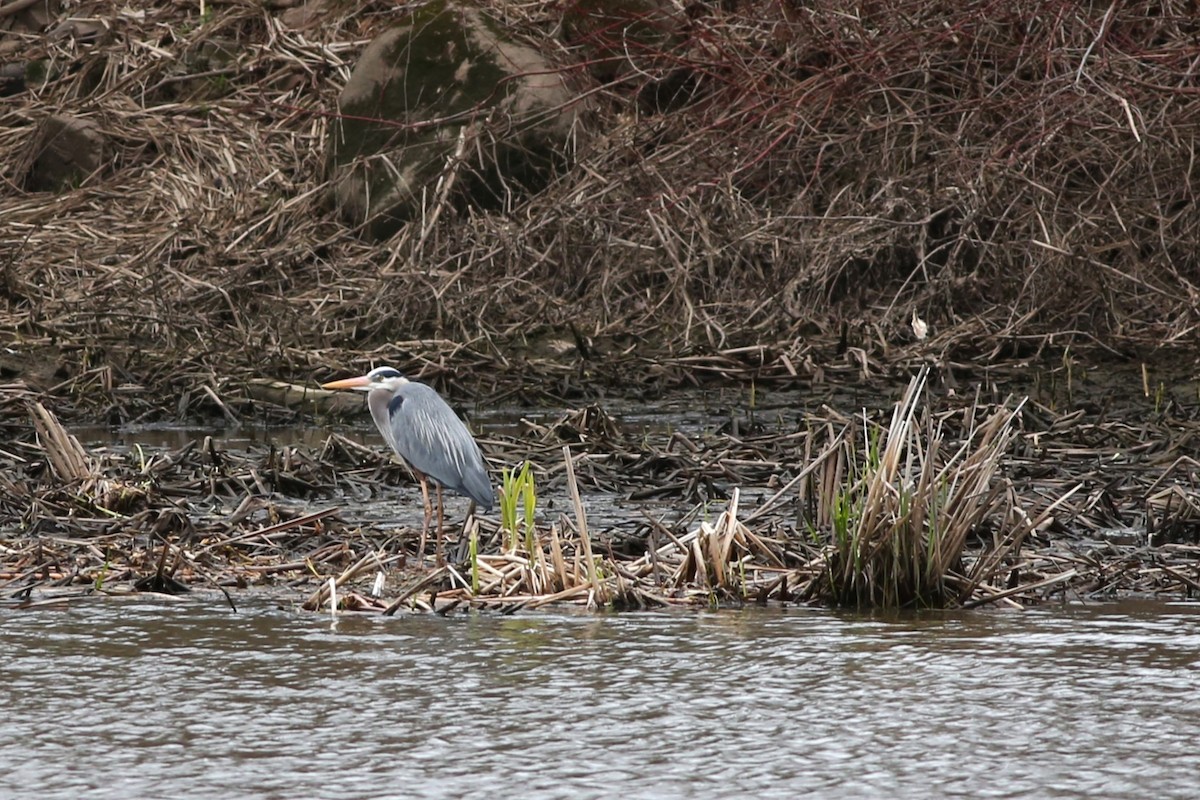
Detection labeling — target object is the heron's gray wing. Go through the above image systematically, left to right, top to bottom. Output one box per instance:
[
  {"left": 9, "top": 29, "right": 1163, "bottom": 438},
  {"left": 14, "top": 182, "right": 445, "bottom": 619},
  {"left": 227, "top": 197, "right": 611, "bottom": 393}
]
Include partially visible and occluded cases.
[{"left": 389, "top": 383, "right": 494, "bottom": 510}]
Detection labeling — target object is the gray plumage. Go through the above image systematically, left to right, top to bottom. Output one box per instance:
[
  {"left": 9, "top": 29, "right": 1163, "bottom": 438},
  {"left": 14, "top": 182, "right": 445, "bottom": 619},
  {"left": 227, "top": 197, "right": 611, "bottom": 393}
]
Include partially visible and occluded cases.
[
  {"left": 321, "top": 365, "right": 492, "bottom": 565},
  {"left": 365, "top": 376, "right": 494, "bottom": 510}
]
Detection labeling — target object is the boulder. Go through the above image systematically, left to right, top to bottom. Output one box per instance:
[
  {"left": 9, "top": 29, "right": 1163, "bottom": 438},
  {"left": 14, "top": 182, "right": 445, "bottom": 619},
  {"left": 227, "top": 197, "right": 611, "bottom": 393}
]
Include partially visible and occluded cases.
[
  {"left": 0, "top": 0, "right": 60, "bottom": 37},
  {"left": 279, "top": 0, "right": 330, "bottom": 31},
  {"left": 328, "top": 1, "right": 580, "bottom": 238},
  {"left": 0, "top": 62, "right": 26, "bottom": 96},
  {"left": 25, "top": 114, "right": 106, "bottom": 192}
]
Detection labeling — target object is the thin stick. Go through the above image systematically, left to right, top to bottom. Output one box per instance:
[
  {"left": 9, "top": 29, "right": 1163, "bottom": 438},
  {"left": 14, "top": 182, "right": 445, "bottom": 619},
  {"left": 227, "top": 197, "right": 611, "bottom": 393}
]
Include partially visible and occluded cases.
[
  {"left": 414, "top": 122, "right": 471, "bottom": 256},
  {"left": 201, "top": 384, "right": 239, "bottom": 425},
  {"left": 744, "top": 436, "right": 844, "bottom": 523},
  {"left": 562, "top": 445, "right": 600, "bottom": 599},
  {"left": 196, "top": 507, "right": 340, "bottom": 555},
  {"left": 301, "top": 550, "right": 384, "bottom": 611},
  {"left": 384, "top": 566, "right": 448, "bottom": 616},
  {"left": 961, "top": 569, "right": 1079, "bottom": 610}
]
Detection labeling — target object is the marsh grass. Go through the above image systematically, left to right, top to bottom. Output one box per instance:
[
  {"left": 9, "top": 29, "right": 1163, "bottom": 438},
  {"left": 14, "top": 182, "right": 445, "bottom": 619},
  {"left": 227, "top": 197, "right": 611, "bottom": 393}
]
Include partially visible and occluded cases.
[
  {"left": 816, "top": 368, "right": 1023, "bottom": 608},
  {"left": 14, "top": 383, "right": 1200, "bottom": 612},
  {"left": 499, "top": 461, "right": 537, "bottom": 553}
]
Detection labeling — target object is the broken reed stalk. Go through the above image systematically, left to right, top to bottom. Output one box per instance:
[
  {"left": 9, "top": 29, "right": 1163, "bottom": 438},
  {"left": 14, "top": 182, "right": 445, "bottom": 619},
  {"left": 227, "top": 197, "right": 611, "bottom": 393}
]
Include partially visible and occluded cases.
[
  {"left": 28, "top": 401, "right": 150, "bottom": 513},
  {"left": 30, "top": 402, "right": 92, "bottom": 483},
  {"left": 746, "top": 435, "right": 844, "bottom": 524},
  {"left": 562, "top": 444, "right": 603, "bottom": 603},
  {"left": 959, "top": 481, "right": 1085, "bottom": 607},
  {"left": 711, "top": 487, "right": 739, "bottom": 588},
  {"left": 548, "top": 522, "right": 568, "bottom": 592},
  {"left": 302, "top": 549, "right": 389, "bottom": 611},
  {"left": 383, "top": 566, "right": 449, "bottom": 616}
]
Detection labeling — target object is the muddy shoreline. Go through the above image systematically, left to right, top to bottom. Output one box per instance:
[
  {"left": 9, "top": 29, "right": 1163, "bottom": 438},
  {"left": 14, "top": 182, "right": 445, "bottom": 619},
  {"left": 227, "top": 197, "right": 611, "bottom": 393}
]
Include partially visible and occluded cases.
[
  {"left": 4, "top": 2, "right": 1200, "bottom": 609},
  {"left": 4, "top": 361, "right": 1200, "bottom": 612}
]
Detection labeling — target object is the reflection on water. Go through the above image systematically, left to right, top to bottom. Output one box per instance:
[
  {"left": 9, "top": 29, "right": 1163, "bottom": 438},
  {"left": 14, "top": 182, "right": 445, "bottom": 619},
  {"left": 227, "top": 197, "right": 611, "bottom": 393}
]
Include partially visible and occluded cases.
[
  {"left": 70, "top": 386, "right": 817, "bottom": 451},
  {"left": 2, "top": 599, "right": 1199, "bottom": 799}
]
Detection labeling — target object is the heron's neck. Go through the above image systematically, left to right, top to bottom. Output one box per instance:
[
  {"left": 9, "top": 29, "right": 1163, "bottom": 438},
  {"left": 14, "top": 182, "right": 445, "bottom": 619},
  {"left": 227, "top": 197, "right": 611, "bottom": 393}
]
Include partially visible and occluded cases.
[{"left": 367, "top": 388, "right": 395, "bottom": 449}]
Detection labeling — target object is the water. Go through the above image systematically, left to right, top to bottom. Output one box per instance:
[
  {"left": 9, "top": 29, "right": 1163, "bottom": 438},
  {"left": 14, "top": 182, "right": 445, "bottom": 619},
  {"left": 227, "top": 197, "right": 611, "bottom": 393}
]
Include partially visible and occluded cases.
[
  {"left": 68, "top": 385, "right": 824, "bottom": 451},
  {"left": 3, "top": 598, "right": 1199, "bottom": 799}
]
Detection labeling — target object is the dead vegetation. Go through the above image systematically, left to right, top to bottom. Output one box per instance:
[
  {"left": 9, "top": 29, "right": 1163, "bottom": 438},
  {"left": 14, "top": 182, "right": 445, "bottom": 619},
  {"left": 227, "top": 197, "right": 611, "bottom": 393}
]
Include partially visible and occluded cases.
[
  {"left": 1, "top": 1, "right": 1199, "bottom": 421},
  {"left": 4, "top": 2, "right": 1200, "bottom": 610},
  {"left": 5, "top": 369, "right": 1200, "bottom": 612}
]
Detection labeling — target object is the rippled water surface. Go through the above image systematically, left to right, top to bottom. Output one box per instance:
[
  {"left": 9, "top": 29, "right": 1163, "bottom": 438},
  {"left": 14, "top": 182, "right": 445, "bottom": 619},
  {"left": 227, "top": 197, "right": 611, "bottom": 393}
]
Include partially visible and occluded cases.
[{"left": 3, "top": 598, "right": 1200, "bottom": 799}]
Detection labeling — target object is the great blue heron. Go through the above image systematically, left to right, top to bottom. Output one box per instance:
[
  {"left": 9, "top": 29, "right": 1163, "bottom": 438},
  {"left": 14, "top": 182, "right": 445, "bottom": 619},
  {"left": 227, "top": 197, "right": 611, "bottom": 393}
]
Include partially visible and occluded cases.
[{"left": 321, "top": 366, "right": 494, "bottom": 565}]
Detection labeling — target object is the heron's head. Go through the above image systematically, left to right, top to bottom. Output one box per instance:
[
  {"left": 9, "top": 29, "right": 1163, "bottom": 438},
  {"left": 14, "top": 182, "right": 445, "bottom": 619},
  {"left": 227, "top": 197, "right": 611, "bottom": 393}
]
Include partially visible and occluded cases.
[{"left": 321, "top": 366, "right": 409, "bottom": 393}]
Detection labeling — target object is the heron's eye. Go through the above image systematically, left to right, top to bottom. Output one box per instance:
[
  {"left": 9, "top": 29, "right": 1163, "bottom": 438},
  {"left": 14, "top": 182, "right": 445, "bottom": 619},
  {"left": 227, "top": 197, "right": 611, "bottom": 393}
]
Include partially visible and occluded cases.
[{"left": 368, "top": 367, "right": 404, "bottom": 381}]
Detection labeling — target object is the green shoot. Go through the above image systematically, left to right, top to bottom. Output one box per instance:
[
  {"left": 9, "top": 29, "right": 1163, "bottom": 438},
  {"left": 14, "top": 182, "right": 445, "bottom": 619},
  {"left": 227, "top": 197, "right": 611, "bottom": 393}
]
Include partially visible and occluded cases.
[
  {"left": 500, "top": 461, "right": 537, "bottom": 553},
  {"left": 521, "top": 461, "right": 537, "bottom": 553},
  {"left": 500, "top": 466, "right": 517, "bottom": 550},
  {"left": 94, "top": 559, "right": 110, "bottom": 591}
]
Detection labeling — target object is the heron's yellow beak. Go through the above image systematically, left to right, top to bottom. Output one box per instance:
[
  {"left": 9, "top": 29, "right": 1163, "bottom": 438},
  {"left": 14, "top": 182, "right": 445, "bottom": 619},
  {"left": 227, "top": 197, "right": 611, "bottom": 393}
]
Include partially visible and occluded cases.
[{"left": 321, "top": 375, "right": 371, "bottom": 391}]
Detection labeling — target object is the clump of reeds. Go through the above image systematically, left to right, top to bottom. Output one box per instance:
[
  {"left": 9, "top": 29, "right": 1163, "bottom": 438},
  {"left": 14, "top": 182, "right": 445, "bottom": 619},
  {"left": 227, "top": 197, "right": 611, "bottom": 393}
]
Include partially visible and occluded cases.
[
  {"left": 813, "top": 368, "right": 1023, "bottom": 608},
  {"left": 29, "top": 402, "right": 148, "bottom": 514},
  {"left": 363, "top": 447, "right": 633, "bottom": 612}
]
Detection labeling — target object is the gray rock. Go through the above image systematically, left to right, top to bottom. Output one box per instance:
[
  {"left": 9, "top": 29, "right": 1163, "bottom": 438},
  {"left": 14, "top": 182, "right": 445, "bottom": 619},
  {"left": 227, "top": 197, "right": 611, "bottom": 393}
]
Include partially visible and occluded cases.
[
  {"left": 0, "top": 0, "right": 61, "bottom": 37},
  {"left": 279, "top": 0, "right": 328, "bottom": 30},
  {"left": 328, "top": 1, "right": 580, "bottom": 238},
  {"left": 0, "top": 61, "right": 26, "bottom": 96},
  {"left": 25, "top": 114, "right": 105, "bottom": 192}
]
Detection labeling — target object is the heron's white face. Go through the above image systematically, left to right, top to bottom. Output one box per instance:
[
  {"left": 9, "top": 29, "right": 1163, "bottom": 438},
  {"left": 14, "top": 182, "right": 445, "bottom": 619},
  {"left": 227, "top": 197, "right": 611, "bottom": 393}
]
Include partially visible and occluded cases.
[
  {"left": 321, "top": 366, "right": 409, "bottom": 393},
  {"left": 365, "top": 367, "right": 408, "bottom": 392}
]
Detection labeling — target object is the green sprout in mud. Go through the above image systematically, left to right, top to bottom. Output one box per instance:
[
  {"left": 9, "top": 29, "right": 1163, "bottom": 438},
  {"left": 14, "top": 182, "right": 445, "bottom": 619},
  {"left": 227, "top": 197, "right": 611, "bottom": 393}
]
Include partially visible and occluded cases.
[
  {"left": 500, "top": 461, "right": 537, "bottom": 553},
  {"left": 94, "top": 560, "right": 110, "bottom": 591}
]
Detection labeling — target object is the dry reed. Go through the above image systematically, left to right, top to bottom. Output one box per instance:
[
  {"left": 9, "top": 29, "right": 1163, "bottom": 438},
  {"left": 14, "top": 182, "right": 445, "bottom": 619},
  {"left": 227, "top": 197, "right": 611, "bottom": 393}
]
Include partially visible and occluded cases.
[
  {"left": 0, "top": 1, "right": 1198, "bottom": 423},
  {"left": 3, "top": 1, "right": 1200, "bottom": 609},
  {"left": 6, "top": 366, "right": 1200, "bottom": 611},
  {"left": 814, "top": 368, "right": 1023, "bottom": 608}
]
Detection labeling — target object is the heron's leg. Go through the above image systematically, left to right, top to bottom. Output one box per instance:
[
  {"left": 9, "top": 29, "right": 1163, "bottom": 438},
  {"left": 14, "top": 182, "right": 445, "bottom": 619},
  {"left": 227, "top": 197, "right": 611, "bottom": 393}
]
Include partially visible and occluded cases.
[
  {"left": 417, "top": 472, "right": 433, "bottom": 562},
  {"left": 435, "top": 484, "right": 446, "bottom": 567}
]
